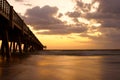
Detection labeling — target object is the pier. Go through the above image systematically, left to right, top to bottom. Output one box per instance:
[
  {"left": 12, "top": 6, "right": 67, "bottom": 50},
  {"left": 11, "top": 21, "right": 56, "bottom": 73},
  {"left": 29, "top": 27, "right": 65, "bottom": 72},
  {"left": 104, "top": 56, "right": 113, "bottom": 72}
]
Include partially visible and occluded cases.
[{"left": 0, "top": 0, "right": 44, "bottom": 58}]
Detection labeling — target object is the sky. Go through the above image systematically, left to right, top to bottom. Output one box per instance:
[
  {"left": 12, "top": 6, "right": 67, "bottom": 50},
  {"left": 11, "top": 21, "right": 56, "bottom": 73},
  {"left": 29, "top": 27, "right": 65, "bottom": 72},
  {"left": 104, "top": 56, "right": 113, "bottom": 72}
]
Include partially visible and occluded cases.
[{"left": 7, "top": 0, "right": 120, "bottom": 49}]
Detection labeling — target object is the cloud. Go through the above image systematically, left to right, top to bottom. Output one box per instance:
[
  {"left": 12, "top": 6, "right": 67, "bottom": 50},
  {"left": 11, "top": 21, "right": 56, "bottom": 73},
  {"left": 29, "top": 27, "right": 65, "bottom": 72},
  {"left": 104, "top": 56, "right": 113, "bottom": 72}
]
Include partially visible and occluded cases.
[
  {"left": 22, "top": 0, "right": 120, "bottom": 48},
  {"left": 65, "top": 0, "right": 100, "bottom": 23},
  {"left": 69, "top": 0, "right": 120, "bottom": 47},
  {"left": 75, "top": 0, "right": 120, "bottom": 30},
  {"left": 85, "top": 0, "right": 120, "bottom": 27},
  {"left": 99, "top": 0, "right": 120, "bottom": 14},
  {"left": 23, "top": 5, "right": 88, "bottom": 35},
  {"left": 24, "top": 6, "right": 61, "bottom": 29},
  {"left": 24, "top": 6, "right": 63, "bottom": 30},
  {"left": 25, "top": 6, "right": 61, "bottom": 25},
  {"left": 66, "top": 11, "right": 81, "bottom": 18},
  {"left": 58, "top": 13, "right": 63, "bottom": 18},
  {"left": 37, "top": 25, "right": 87, "bottom": 35},
  {"left": 79, "top": 27, "right": 120, "bottom": 48},
  {"left": 81, "top": 28, "right": 120, "bottom": 42},
  {"left": 97, "top": 28, "right": 120, "bottom": 48},
  {"left": 101, "top": 28, "right": 120, "bottom": 42}
]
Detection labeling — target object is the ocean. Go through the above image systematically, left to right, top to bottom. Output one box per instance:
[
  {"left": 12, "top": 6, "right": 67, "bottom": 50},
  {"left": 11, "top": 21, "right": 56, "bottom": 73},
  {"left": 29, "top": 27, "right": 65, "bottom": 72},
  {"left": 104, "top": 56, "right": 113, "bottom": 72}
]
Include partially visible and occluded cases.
[{"left": 0, "top": 50, "right": 120, "bottom": 80}]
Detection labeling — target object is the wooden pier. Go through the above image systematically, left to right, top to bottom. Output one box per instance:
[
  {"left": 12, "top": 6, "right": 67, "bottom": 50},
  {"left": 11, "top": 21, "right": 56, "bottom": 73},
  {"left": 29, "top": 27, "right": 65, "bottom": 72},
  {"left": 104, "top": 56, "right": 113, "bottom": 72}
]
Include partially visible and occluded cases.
[{"left": 0, "top": 0, "right": 44, "bottom": 58}]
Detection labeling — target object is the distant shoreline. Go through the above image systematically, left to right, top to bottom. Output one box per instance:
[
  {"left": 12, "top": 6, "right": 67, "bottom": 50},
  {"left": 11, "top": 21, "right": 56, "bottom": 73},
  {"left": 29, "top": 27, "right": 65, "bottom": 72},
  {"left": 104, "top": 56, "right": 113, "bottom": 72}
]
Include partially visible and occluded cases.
[
  {"left": 0, "top": 49, "right": 120, "bottom": 58},
  {"left": 45, "top": 49, "right": 120, "bottom": 51}
]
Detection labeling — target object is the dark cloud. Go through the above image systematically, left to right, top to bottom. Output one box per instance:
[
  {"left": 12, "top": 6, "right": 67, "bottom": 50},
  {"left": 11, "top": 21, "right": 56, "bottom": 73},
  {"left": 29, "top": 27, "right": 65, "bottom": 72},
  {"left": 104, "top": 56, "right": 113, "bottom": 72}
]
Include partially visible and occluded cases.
[
  {"left": 22, "top": 0, "right": 120, "bottom": 48},
  {"left": 66, "top": 0, "right": 99, "bottom": 23},
  {"left": 70, "top": 0, "right": 120, "bottom": 48},
  {"left": 75, "top": 0, "right": 100, "bottom": 13},
  {"left": 80, "top": 0, "right": 120, "bottom": 30},
  {"left": 86, "top": 0, "right": 120, "bottom": 24},
  {"left": 99, "top": 0, "right": 120, "bottom": 14},
  {"left": 99, "top": 0, "right": 120, "bottom": 29},
  {"left": 76, "top": 1, "right": 91, "bottom": 13},
  {"left": 23, "top": 5, "right": 87, "bottom": 35},
  {"left": 24, "top": 6, "right": 61, "bottom": 29},
  {"left": 66, "top": 11, "right": 80, "bottom": 18},
  {"left": 86, "top": 12, "right": 120, "bottom": 20},
  {"left": 58, "top": 13, "right": 63, "bottom": 18},
  {"left": 100, "top": 19, "right": 120, "bottom": 28},
  {"left": 36, "top": 23, "right": 88, "bottom": 35},
  {"left": 37, "top": 25, "right": 87, "bottom": 35},
  {"left": 79, "top": 27, "right": 120, "bottom": 49},
  {"left": 82, "top": 28, "right": 120, "bottom": 42},
  {"left": 104, "top": 29, "right": 120, "bottom": 42}
]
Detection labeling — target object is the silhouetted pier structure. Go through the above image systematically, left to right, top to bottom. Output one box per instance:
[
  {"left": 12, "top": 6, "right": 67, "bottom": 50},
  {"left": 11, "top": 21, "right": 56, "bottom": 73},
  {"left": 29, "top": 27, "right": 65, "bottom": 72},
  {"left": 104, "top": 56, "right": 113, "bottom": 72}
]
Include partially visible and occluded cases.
[{"left": 0, "top": 0, "right": 44, "bottom": 58}]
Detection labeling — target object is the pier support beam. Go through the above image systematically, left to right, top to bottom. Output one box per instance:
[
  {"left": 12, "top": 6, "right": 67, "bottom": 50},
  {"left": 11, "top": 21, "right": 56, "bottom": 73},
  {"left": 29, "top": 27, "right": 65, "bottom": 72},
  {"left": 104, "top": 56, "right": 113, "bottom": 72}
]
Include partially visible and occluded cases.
[
  {"left": 1, "top": 29, "right": 10, "bottom": 58},
  {"left": 18, "top": 37, "right": 22, "bottom": 53},
  {"left": 13, "top": 41, "right": 16, "bottom": 53},
  {"left": 23, "top": 43, "right": 28, "bottom": 52}
]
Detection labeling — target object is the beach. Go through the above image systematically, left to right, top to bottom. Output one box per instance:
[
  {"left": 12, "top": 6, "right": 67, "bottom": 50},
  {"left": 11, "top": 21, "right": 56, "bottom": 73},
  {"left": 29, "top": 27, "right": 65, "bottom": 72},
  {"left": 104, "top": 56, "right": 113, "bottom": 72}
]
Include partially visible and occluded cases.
[{"left": 0, "top": 50, "right": 120, "bottom": 80}]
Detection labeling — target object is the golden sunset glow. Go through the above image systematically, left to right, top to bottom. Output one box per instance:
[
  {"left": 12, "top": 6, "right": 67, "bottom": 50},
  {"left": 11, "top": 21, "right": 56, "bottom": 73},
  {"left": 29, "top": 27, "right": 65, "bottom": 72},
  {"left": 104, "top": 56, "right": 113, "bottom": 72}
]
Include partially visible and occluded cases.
[
  {"left": 6, "top": 0, "right": 120, "bottom": 49},
  {"left": 1, "top": 1, "right": 120, "bottom": 80},
  {"left": 59, "top": 15, "right": 76, "bottom": 25},
  {"left": 78, "top": 18, "right": 90, "bottom": 24},
  {"left": 89, "top": 20, "right": 101, "bottom": 27},
  {"left": 92, "top": 23, "right": 101, "bottom": 27},
  {"left": 88, "top": 32, "right": 102, "bottom": 37}
]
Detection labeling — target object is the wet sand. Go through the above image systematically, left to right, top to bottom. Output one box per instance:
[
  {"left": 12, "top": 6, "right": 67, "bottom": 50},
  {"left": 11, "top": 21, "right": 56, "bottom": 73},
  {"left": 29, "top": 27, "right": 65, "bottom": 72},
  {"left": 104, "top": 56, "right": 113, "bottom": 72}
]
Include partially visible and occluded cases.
[{"left": 0, "top": 54, "right": 120, "bottom": 80}]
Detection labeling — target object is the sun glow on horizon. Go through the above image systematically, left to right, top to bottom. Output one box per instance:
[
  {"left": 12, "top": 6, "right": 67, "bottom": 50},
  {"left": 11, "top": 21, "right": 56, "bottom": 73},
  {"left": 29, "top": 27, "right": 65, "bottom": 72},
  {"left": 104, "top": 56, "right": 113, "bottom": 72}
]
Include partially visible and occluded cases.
[{"left": 88, "top": 32, "right": 102, "bottom": 37}]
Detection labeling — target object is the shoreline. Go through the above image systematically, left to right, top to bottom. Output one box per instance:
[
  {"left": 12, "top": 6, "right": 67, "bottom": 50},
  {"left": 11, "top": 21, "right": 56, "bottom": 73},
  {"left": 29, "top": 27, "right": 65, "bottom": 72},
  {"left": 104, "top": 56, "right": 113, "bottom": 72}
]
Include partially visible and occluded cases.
[
  {"left": 45, "top": 49, "right": 120, "bottom": 51},
  {"left": 0, "top": 50, "right": 120, "bottom": 58}
]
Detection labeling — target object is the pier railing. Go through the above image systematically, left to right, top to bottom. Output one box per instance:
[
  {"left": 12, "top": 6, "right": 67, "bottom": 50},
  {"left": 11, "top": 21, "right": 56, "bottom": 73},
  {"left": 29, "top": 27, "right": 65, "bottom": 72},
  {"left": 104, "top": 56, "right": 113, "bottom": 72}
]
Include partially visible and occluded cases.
[
  {"left": 0, "top": 0, "right": 30, "bottom": 33},
  {"left": 0, "top": 0, "right": 10, "bottom": 17},
  {"left": 13, "top": 10, "right": 23, "bottom": 28}
]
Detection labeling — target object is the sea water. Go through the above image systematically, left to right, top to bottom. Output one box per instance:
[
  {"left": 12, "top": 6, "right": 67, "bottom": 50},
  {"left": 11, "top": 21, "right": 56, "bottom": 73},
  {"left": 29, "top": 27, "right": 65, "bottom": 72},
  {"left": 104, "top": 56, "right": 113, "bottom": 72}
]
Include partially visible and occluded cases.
[{"left": 0, "top": 50, "right": 120, "bottom": 80}]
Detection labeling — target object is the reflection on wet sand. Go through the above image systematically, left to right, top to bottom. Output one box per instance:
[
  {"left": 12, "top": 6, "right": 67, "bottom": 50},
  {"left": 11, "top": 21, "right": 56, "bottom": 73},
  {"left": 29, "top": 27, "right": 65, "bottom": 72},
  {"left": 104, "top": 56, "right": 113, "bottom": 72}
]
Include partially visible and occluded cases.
[{"left": 0, "top": 55, "right": 120, "bottom": 80}]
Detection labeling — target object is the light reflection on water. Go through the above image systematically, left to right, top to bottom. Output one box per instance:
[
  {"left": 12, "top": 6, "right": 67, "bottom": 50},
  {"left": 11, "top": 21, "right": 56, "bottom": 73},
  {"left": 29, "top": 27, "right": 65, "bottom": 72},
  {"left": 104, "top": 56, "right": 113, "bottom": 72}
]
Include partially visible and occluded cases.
[{"left": 0, "top": 55, "right": 120, "bottom": 80}]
